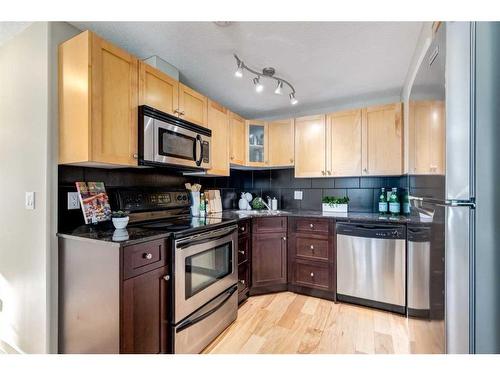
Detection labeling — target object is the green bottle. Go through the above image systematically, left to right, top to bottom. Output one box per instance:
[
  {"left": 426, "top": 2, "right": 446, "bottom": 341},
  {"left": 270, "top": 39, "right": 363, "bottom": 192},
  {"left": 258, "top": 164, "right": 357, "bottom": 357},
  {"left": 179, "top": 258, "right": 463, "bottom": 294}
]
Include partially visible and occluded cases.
[
  {"left": 378, "top": 188, "right": 388, "bottom": 214},
  {"left": 388, "top": 188, "right": 400, "bottom": 215},
  {"left": 402, "top": 191, "right": 411, "bottom": 215}
]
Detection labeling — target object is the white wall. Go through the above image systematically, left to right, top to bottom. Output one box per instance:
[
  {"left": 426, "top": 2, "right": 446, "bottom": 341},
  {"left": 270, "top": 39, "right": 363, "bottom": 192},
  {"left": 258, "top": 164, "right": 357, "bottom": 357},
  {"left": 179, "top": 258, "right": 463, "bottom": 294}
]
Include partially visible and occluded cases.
[{"left": 0, "top": 21, "right": 79, "bottom": 354}]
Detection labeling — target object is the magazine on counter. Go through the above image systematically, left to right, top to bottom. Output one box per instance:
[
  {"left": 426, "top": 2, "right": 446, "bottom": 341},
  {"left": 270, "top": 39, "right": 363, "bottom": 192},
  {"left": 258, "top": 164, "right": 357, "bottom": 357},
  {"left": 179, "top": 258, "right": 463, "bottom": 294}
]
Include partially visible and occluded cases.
[{"left": 75, "top": 182, "right": 112, "bottom": 224}]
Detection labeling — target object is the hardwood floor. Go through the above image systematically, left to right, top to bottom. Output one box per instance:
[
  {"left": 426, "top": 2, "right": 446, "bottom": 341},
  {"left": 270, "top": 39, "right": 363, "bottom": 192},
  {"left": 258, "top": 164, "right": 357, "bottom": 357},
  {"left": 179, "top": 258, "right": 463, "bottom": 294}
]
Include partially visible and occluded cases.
[{"left": 203, "top": 292, "right": 444, "bottom": 354}]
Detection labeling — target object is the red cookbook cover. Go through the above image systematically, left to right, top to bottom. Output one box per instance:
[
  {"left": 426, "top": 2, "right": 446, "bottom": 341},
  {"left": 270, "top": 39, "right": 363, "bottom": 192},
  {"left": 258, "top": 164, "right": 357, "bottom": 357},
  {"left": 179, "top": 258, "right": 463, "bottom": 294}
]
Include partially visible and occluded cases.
[{"left": 75, "top": 182, "right": 112, "bottom": 224}]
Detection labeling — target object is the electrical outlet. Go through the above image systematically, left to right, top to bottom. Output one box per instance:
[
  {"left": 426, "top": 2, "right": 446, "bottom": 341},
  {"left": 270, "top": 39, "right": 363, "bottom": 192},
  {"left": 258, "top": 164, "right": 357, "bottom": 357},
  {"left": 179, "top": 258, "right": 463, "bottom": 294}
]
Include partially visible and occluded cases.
[
  {"left": 294, "top": 191, "right": 303, "bottom": 200},
  {"left": 25, "top": 192, "right": 35, "bottom": 210},
  {"left": 67, "top": 192, "right": 80, "bottom": 210}
]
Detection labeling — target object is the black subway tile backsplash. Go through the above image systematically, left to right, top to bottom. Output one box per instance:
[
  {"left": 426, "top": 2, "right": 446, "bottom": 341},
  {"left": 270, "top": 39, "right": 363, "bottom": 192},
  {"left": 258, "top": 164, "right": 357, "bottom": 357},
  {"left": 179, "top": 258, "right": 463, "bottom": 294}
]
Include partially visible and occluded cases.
[
  {"left": 334, "top": 177, "right": 360, "bottom": 189},
  {"left": 347, "top": 188, "right": 374, "bottom": 212}
]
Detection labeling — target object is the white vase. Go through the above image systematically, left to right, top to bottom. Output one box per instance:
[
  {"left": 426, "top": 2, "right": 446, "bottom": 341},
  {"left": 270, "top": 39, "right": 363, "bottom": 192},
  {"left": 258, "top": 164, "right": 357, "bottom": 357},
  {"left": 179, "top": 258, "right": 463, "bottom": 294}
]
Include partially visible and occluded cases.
[{"left": 112, "top": 216, "right": 129, "bottom": 229}]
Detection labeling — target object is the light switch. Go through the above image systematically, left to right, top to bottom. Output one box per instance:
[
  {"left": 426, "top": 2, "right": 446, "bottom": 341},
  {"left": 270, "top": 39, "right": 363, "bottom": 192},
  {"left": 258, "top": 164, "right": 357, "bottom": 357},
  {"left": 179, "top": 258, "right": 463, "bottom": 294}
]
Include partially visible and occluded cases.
[
  {"left": 294, "top": 191, "right": 303, "bottom": 200},
  {"left": 25, "top": 192, "right": 35, "bottom": 210},
  {"left": 67, "top": 192, "right": 80, "bottom": 210}
]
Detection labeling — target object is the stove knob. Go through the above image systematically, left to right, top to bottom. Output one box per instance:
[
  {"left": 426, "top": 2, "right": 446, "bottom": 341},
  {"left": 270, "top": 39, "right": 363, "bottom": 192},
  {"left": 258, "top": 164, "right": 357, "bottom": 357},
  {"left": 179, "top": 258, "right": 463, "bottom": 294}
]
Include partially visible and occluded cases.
[
  {"left": 177, "top": 195, "right": 182, "bottom": 201},
  {"left": 182, "top": 195, "right": 187, "bottom": 201}
]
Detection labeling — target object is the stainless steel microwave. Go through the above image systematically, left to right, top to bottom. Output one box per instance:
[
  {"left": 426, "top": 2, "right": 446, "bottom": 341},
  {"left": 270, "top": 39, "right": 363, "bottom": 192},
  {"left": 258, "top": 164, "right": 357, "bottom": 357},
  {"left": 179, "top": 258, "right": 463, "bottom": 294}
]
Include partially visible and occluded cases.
[{"left": 138, "top": 105, "right": 211, "bottom": 170}]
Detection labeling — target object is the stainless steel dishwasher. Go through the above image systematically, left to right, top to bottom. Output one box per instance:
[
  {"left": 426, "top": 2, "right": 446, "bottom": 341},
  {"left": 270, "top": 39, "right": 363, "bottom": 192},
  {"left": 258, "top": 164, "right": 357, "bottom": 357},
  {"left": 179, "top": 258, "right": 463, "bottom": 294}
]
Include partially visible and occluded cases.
[{"left": 336, "top": 222, "right": 406, "bottom": 314}]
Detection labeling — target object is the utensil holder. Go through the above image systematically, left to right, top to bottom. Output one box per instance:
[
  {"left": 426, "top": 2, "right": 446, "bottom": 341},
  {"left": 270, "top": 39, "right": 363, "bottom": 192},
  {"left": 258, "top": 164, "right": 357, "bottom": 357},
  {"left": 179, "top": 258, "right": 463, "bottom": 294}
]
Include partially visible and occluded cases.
[{"left": 190, "top": 192, "right": 200, "bottom": 216}]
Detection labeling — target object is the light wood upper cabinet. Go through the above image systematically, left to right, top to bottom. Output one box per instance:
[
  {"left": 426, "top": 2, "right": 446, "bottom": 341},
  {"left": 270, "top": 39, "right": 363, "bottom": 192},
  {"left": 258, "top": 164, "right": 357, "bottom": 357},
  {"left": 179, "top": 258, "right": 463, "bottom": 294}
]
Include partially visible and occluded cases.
[
  {"left": 59, "top": 31, "right": 138, "bottom": 167},
  {"left": 138, "top": 61, "right": 179, "bottom": 116},
  {"left": 178, "top": 83, "right": 208, "bottom": 127},
  {"left": 206, "top": 100, "right": 230, "bottom": 176},
  {"left": 409, "top": 100, "right": 445, "bottom": 174},
  {"left": 361, "top": 103, "right": 403, "bottom": 176},
  {"left": 327, "top": 109, "right": 362, "bottom": 177},
  {"left": 229, "top": 111, "right": 246, "bottom": 165},
  {"left": 294, "top": 115, "right": 327, "bottom": 177},
  {"left": 268, "top": 119, "right": 295, "bottom": 167},
  {"left": 245, "top": 120, "right": 269, "bottom": 167}
]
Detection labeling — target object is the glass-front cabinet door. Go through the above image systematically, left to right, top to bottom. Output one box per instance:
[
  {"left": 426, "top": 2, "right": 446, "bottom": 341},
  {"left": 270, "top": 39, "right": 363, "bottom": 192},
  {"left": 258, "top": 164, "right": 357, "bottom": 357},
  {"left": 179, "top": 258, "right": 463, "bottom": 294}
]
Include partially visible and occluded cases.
[{"left": 245, "top": 120, "right": 268, "bottom": 167}]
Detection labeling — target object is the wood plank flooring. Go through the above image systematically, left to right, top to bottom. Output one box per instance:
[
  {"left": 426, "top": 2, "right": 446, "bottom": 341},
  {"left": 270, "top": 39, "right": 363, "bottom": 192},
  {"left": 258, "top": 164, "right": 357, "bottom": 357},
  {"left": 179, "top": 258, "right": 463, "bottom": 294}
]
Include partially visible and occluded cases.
[{"left": 203, "top": 292, "right": 444, "bottom": 354}]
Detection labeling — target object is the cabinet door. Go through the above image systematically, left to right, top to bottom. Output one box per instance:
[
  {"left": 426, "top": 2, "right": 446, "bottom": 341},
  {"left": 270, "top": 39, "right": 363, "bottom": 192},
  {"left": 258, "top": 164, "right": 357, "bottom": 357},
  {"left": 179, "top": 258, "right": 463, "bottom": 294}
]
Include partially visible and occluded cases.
[
  {"left": 90, "top": 33, "right": 138, "bottom": 166},
  {"left": 138, "top": 61, "right": 179, "bottom": 117},
  {"left": 178, "top": 83, "right": 208, "bottom": 127},
  {"left": 207, "top": 99, "right": 230, "bottom": 176},
  {"left": 411, "top": 100, "right": 445, "bottom": 174},
  {"left": 361, "top": 103, "right": 403, "bottom": 175},
  {"left": 327, "top": 109, "right": 362, "bottom": 176},
  {"left": 229, "top": 111, "right": 246, "bottom": 165},
  {"left": 294, "top": 115, "right": 327, "bottom": 177},
  {"left": 268, "top": 118, "right": 295, "bottom": 167},
  {"left": 245, "top": 120, "right": 268, "bottom": 167},
  {"left": 252, "top": 233, "right": 287, "bottom": 288},
  {"left": 121, "top": 266, "right": 169, "bottom": 354}
]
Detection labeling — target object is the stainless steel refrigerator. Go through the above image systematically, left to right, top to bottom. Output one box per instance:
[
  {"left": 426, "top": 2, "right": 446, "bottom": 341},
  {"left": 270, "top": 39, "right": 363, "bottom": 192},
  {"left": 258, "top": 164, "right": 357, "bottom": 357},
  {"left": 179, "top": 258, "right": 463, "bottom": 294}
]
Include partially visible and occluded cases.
[{"left": 408, "top": 21, "right": 500, "bottom": 354}]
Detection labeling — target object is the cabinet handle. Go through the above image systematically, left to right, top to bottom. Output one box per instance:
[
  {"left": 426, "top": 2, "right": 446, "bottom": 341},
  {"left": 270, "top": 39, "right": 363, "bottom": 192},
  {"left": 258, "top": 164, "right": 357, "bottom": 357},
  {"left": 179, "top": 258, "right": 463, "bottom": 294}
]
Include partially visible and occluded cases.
[
  {"left": 173, "top": 109, "right": 180, "bottom": 115},
  {"left": 133, "top": 153, "right": 138, "bottom": 159},
  {"left": 230, "top": 156, "right": 234, "bottom": 160},
  {"left": 290, "top": 158, "right": 294, "bottom": 163},
  {"left": 265, "top": 160, "right": 269, "bottom": 164},
  {"left": 363, "top": 168, "right": 368, "bottom": 173},
  {"left": 321, "top": 170, "right": 326, "bottom": 176},
  {"left": 327, "top": 170, "right": 331, "bottom": 175},
  {"left": 310, "top": 223, "right": 314, "bottom": 228},
  {"left": 240, "top": 226, "right": 245, "bottom": 231},
  {"left": 282, "top": 237, "right": 286, "bottom": 241},
  {"left": 310, "top": 245, "right": 314, "bottom": 250},
  {"left": 238, "top": 250, "right": 245, "bottom": 255},
  {"left": 143, "top": 253, "right": 153, "bottom": 260},
  {"left": 310, "top": 272, "right": 314, "bottom": 277},
  {"left": 163, "top": 275, "right": 170, "bottom": 281},
  {"left": 240, "top": 279, "right": 245, "bottom": 285}
]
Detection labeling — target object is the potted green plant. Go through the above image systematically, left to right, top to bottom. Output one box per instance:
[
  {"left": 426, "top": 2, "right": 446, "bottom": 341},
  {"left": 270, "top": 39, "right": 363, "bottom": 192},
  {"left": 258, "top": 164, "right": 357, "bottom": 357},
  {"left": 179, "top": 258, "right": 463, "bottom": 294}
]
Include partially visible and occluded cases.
[
  {"left": 322, "top": 196, "right": 349, "bottom": 213},
  {"left": 111, "top": 210, "right": 130, "bottom": 229}
]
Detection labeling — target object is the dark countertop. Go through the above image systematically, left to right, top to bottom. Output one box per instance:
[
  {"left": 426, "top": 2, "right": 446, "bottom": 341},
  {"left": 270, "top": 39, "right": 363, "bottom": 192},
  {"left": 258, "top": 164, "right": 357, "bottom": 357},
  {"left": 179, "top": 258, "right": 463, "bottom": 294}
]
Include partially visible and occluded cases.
[
  {"left": 58, "top": 209, "right": 435, "bottom": 245},
  {"left": 207, "top": 209, "right": 429, "bottom": 224}
]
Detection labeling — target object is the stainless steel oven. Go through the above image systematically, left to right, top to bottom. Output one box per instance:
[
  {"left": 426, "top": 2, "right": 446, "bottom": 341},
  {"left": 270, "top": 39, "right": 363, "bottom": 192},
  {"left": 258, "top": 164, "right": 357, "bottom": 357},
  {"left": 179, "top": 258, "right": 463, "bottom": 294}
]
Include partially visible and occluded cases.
[
  {"left": 139, "top": 105, "right": 211, "bottom": 170},
  {"left": 172, "top": 225, "right": 238, "bottom": 353}
]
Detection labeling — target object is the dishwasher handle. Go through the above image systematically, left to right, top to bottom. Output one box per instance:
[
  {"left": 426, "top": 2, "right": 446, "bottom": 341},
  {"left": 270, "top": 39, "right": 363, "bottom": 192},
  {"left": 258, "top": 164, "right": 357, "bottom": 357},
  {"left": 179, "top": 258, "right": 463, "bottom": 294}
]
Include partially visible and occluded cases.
[{"left": 336, "top": 223, "right": 406, "bottom": 240}]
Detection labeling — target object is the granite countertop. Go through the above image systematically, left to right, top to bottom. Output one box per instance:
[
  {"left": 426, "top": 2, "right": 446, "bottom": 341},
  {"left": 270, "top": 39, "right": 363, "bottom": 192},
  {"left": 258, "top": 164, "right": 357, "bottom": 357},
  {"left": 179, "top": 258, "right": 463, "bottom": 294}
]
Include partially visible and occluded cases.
[{"left": 207, "top": 209, "right": 428, "bottom": 224}]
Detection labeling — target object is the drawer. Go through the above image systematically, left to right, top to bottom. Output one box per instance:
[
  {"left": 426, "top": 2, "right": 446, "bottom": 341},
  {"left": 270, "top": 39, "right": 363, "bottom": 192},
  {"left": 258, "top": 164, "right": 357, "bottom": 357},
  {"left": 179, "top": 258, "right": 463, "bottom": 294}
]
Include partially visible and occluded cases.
[
  {"left": 253, "top": 216, "right": 287, "bottom": 234},
  {"left": 295, "top": 218, "right": 329, "bottom": 235},
  {"left": 238, "top": 220, "right": 250, "bottom": 236},
  {"left": 295, "top": 236, "right": 330, "bottom": 262},
  {"left": 238, "top": 237, "right": 250, "bottom": 265},
  {"left": 123, "top": 239, "right": 166, "bottom": 279},
  {"left": 293, "top": 261, "right": 330, "bottom": 290},
  {"left": 238, "top": 263, "right": 250, "bottom": 294}
]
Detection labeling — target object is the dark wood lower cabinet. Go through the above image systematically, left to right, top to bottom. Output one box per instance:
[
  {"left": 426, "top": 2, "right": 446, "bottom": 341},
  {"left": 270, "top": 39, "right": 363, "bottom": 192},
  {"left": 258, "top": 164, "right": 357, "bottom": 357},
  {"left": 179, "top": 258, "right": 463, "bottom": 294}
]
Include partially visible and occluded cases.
[
  {"left": 251, "top": 217, "right": 288, "bottom": 295},
  {"left": 237, "top": 219, "right": 251, "bottom": 304},
  {"left": 121, "top": 265, "right": 169, "bottom": 354}
]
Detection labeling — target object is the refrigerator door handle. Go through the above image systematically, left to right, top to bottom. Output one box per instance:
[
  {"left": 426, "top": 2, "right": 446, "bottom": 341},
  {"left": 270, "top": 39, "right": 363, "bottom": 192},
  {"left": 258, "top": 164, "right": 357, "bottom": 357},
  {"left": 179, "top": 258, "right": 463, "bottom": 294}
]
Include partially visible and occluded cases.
[{"left": 409, "top": 196, "right": 476, "bottom": 208}]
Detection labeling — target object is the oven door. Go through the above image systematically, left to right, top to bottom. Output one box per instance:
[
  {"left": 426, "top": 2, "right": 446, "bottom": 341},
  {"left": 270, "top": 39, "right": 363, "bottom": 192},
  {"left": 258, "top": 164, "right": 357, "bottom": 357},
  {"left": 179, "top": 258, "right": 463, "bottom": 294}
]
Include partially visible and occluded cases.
[{"left": 174, "top": 225, "right": 238, "bottom": 323}]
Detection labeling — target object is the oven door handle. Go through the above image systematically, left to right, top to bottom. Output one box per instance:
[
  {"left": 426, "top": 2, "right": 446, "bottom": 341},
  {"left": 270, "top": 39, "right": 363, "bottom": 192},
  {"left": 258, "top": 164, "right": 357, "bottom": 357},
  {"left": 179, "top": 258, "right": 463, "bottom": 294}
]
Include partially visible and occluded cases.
[
  {"left": 176, "top": 225, "right": 237, "bottom": 249},
  {"left": 175, "top": 284, "right": 237, "bottom": 333}
]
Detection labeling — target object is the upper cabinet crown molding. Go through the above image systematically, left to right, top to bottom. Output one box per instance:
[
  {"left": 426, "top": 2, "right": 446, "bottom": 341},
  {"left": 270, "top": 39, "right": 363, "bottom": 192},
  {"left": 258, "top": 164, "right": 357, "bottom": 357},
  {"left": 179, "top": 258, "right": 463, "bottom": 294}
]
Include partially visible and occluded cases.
[{"left": 59, "top": 30, "right": 138, "bottom": 167}]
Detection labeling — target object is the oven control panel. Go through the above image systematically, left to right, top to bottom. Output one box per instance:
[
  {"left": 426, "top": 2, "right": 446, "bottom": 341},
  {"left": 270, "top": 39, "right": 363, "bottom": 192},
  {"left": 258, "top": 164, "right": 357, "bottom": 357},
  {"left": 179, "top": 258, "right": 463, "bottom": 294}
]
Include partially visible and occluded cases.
[{"left": 114, "top": 189, "right": 190, "bottom": 212}]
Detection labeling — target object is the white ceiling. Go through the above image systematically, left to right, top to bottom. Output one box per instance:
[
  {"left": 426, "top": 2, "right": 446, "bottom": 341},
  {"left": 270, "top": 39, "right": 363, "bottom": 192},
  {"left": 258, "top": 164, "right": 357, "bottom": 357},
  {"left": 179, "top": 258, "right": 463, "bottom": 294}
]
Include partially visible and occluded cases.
[
  {"left": 0, "top": 22, "right": 32, "bottom": 47},
  {"left": 70, "top": 22, "right": 422, "bottom": 119}
]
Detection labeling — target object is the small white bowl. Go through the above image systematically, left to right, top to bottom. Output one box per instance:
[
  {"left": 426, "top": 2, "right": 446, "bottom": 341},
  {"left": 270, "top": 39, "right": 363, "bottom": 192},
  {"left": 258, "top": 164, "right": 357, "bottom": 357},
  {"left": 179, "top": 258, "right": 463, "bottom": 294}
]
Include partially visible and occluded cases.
[{"left": 112, "top": 216, "right": 129, "bottom": 229}]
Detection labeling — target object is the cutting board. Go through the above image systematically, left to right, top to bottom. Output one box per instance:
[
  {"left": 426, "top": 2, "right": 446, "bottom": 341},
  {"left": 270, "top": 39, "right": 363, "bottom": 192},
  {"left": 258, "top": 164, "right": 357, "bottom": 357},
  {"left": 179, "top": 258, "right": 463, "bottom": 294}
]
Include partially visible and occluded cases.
[{"left": 206, "top": 190, "right": 222, "bottom": 213}]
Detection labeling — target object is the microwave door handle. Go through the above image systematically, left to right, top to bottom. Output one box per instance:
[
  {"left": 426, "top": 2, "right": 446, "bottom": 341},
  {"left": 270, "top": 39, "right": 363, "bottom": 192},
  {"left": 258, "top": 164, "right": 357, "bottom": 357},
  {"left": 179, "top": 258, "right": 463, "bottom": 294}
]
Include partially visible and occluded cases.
[{"left": 195, "top": 135, "right": 203, "bottom": 166}]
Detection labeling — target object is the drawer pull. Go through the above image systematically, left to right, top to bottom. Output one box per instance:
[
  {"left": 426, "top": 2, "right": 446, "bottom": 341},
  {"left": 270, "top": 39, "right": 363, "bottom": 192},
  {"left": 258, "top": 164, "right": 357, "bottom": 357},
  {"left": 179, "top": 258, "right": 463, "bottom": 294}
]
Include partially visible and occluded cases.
[
  {"left": 309, "top": 223, "right": 314, "bottom": 228},
  {"left": 240, "top": 226, "right": 245, "bottom": 231},
  {"left": 282, "top": 237, "right": 287, "bottom": 241},
  {"left": 310, "top": 245, "right": 314, "bottom": 250},
  {"left": 238, "top": 250, "right": 245, "bottom": 255},
  {"left": 143, "top": 253, "right": 153, "bottom": 260},
  {"left": 310, "top": 272, "right": 314, "bottom": 277},
  {"left": 163, "top": 275, "right": 170, "bottom": 281},
  {"left": 240, "top": 280, "right": 246, "bottom": 285}
]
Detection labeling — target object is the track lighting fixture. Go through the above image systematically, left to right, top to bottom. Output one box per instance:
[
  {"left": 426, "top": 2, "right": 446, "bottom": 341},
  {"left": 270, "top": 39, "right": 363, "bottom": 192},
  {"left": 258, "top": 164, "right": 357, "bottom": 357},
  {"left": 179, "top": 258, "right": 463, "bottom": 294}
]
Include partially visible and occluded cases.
[{"left": 233, "top": 54, "right": 297, "bottom": 105}]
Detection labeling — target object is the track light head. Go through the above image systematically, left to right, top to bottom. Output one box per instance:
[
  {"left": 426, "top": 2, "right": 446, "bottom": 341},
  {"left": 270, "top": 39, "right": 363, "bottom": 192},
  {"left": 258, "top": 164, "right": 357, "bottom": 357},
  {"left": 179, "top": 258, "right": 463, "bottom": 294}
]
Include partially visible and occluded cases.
[
  {"left": 234, "top": 60, "right": 243, "bottom": 78},
  {"left": 253, "top": 77, "right": 264, "bottom": 93},
  {"left": 274, "top": 81, "right": 283, "bottom": 95},
  {"left": 289, "top": 93, "right": 298, "bottom": 105}
]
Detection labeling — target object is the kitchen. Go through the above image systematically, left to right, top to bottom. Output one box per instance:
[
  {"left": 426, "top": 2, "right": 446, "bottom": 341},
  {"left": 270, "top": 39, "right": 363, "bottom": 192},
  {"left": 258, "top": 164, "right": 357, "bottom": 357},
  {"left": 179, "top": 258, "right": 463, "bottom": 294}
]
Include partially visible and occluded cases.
[{"left": 1, "top": 3, "right": 499, "bottom": 370}]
